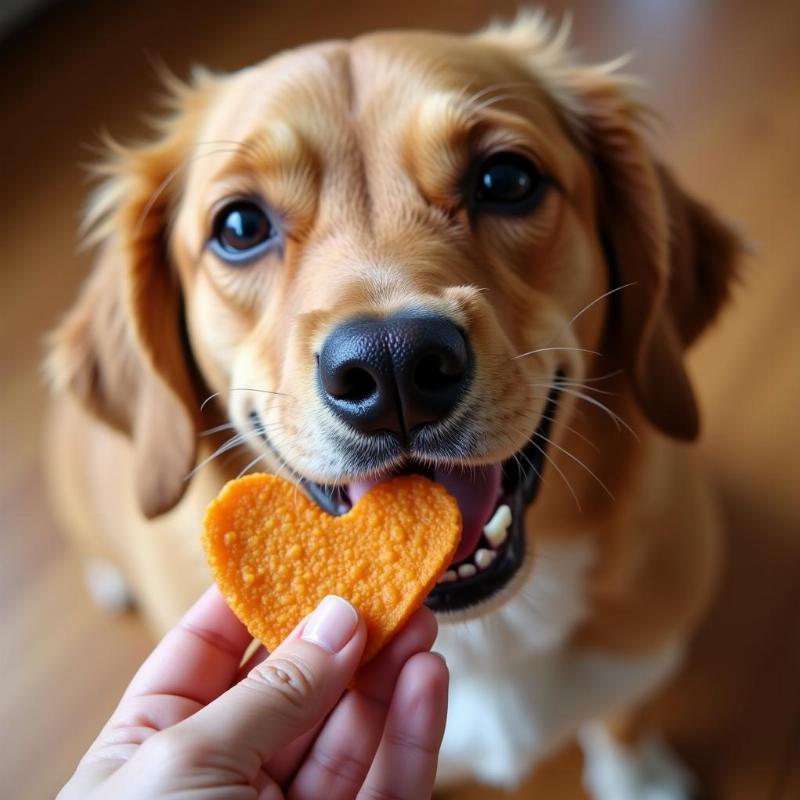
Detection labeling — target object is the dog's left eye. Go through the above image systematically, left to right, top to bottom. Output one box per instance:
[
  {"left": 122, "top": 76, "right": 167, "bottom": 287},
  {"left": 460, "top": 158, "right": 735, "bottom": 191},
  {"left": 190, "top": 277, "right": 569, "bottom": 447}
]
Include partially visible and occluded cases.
[
  {"left": 472, "top": 152, "right": 549, "bottom": 214},
  {"left": 210, "top": 200, "right": 276, "bottom": 264}
]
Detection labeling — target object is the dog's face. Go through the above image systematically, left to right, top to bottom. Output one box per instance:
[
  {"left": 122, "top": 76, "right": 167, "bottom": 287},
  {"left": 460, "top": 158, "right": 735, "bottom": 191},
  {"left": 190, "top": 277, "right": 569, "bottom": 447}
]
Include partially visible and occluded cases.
[{"left": 49, "top": 17, "right": 737, "bottom": 616}]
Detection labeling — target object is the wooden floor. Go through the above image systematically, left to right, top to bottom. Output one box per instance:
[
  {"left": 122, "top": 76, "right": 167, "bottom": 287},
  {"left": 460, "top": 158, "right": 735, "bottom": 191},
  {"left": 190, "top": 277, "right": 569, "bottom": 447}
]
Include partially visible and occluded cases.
[{"left": 1, "top": 1, "right": 798, "bottom": 797}]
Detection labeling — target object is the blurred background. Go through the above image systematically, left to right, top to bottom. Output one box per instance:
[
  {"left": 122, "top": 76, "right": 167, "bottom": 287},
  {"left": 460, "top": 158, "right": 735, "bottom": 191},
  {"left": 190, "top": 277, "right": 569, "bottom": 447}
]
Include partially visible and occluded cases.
[{"left": 0, "top": 1, "right": 797, "bottom": 798}]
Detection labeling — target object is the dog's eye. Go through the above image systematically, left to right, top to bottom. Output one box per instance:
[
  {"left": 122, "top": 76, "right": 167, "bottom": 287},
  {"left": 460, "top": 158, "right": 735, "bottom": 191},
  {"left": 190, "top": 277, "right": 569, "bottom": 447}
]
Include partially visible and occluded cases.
[
  {"left": 472, "top": 152, "right": 549, "bottom": 214},
  {"left": 210, "top": 201, "right": 276, "bottom": 263}
]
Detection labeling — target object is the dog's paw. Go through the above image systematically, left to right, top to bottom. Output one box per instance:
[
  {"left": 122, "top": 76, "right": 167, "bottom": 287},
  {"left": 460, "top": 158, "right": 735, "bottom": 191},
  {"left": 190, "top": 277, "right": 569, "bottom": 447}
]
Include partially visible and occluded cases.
[
  {"left": 83, "top": 558, "right": 135, "bottom": 612},
  {"left": 579, "top": 722, "right": 697, "bottom": 800}
]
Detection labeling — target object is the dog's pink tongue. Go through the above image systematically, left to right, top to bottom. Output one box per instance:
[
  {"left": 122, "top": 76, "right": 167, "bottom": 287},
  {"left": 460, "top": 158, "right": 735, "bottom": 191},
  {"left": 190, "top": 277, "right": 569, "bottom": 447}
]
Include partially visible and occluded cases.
[{"left": 348, "top": 464, "right": 502, "bottom": 565}]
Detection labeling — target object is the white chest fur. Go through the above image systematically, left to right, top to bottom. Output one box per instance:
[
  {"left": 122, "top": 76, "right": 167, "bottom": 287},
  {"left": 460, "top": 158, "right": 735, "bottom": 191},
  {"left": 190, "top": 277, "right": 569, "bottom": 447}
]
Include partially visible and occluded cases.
[
  {"left": 435, "top": 535, "right": 596, "bottom": 664},
  {"left": 433, "top": 536, "right": 683, "bottom": 789}
]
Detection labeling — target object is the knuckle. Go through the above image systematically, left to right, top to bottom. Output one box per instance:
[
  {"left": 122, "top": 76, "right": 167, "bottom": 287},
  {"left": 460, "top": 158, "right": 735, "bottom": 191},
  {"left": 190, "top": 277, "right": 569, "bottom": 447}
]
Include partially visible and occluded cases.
[
  {"left": 246, "top": 653, "right": 317, "bottom": 710},
  {"left": 109, "top": 706, "right": 159, "bottom": 731},
  {"left": 107, "top": 710, "right": 160, "bottom": 742},
  {"left": 100, "top": 724, "right": 158, "bottom": 748},
  {"left": 384, "top": 727, "right": 438, "bottom": 758},
  {"left": 140, "top": 728, "right": 205, "bottom": 772},
  {"left": 141, "top": 728, "right": 254, "bottom": 787},
  {"left": 309, "top": 747, "right": 371, "bottom": 786},
  {"left": 360, "top": 788, "right": 406, "bottom": 800}
]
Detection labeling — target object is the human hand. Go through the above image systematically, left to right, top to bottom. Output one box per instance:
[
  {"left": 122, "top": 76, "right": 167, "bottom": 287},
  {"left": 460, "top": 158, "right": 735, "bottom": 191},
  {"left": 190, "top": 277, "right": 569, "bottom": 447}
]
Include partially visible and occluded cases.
[{"left": 58, "top": 587, "right": 448, "bottom": 799}]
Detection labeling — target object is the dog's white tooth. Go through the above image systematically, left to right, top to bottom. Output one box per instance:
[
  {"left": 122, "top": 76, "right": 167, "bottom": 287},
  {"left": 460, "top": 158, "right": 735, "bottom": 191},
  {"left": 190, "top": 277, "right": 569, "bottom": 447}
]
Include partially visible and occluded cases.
[
  {"left": 483, "top": 504, "right": 512, "bottom": 547},
  {"left": 474, "top": 548, "right": 496, "bottom": 570},
  {"left": 458, "top": 563, "right": 477, "bottom": 579},
  {"left": 438, "top": 570, "right": 457, "bottom": 584}
]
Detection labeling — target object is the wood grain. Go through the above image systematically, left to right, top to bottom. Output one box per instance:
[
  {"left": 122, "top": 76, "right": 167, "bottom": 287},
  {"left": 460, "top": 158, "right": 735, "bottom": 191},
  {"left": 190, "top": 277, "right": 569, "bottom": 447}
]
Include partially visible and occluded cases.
[{"left": 0, "top": 1, "right": 797, "bottom": 797}]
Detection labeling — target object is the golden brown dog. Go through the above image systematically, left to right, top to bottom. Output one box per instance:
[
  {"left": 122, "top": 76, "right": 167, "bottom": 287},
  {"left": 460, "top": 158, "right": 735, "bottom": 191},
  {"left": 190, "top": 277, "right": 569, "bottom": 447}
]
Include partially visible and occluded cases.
[{"left": 46, "top": 12, "right": 738, "bottom": 797}]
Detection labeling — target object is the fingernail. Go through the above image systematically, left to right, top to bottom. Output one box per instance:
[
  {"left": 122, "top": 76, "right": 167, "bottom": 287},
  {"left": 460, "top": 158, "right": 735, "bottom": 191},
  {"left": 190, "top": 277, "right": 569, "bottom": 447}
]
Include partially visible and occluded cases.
[
  {"left": 301, "top": 595, "right": 359, "bottom": 653},
  {"left": 431, "top": 651, "right": 447, "bottom": 666}
]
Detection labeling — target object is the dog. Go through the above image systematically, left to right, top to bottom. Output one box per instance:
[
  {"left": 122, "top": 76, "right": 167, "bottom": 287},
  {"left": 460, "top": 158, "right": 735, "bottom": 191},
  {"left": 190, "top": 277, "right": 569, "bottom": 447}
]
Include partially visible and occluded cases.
[{"left": 45, "top": 11, "right": 739, "bottom": 798}]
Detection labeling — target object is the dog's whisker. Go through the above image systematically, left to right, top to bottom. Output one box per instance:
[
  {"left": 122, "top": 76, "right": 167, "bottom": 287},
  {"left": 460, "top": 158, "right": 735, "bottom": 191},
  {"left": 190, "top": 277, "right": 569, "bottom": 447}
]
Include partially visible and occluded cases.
[
  {"left": 565, "top": 282, "right": 638, "bottom": 331},
  {"left": 507, "top": 283, "right": 637, "bottom": 373},
  {"left": 511, "top": 346, "right": 602, "bottom": 361},
  {"left": 572, "top": 368, "right": 625, "bottom": 384},
  {"left": 526, "top": 378, "right": 630, "bottom": 434},
  {"left": 529, "top": 380, "right": 617, "bottom": 398},
  {"left": 559, "top": 382, "right": 617, "bottom": 397},
  {"left": 555, "top": 386, "right": 638, "bottom": 439},
  {"left": 201, "top": 387, "right": 296, "bottom": 414},
  {"left": 230, "top": 387, "right": 296, "bottom": 399},
  {"left": 200, "top": 391, "right": 223, "bottom": 413},
  {"left": 539, "top": 413, "right": 600, "bottom": 453},
  {"left": 500, "top": 419, "right": 579, "bottom": 511},
  {"left": 200, "top": 421, "right": 238, "bottom": 437},
  {"left": 249, "top": 422, "right": 290, "bottom": 475},
  {"left": 253, "top": 423, "right": 304, "bottom": 490},
  {"left": 501, "top": 424, "right": 541, "bottom": 473},
  {"left": 187, "top": 428, "right": 261, "bottom": 479},
  {"left": 213, "top": 429, "right": 256, "bottom": 454},
  {"left": 198, "top": 431, "right": 256, "bottom": 465},
  {"left": 534, "top": 431, "right": 616, "bottom": 502},
  {"left": 527, "top": 438, "right": 582, "bottom": 511},
  {"left": 516, "top": 445, "right": 544, "bottom": 488},
  {"left": 502, "top": 449, "right": 524, "bottom": 489},
  {"left": 236, "top": 451, "right": 268, "bottom": 480}
]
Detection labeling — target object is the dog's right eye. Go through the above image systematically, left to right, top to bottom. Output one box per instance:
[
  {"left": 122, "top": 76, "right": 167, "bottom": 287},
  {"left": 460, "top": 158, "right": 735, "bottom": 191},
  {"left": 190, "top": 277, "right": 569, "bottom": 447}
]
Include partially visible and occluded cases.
[{"left": 210, "top": 200, "right": 276, "bottom": 264}]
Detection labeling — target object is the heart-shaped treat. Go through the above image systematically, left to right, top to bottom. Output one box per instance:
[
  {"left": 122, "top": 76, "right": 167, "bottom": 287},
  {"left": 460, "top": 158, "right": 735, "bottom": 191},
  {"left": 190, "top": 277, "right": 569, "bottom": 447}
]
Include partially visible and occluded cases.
[{"left": 202, "top": 473, "right": 461, "bottom": 662}]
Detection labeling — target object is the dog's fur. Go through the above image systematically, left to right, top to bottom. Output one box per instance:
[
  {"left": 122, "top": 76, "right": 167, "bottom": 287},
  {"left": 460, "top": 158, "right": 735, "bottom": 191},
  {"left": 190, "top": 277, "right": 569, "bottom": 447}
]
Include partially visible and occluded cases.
[{"left": 46, "top": 13, "right": 738, "bottom": 797}]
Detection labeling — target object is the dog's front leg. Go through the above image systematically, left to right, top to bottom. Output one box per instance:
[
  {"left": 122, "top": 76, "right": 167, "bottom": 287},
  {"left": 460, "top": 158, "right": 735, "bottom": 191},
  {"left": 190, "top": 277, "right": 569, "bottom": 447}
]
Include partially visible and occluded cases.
[{"left": 578, "top": 714, "right": 696, "bottom": 800}]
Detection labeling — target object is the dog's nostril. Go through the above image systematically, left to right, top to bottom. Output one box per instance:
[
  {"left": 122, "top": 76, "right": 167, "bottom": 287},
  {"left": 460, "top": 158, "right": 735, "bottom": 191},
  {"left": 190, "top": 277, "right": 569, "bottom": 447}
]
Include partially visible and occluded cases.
[
  {"left": 414, "top": 352, "right": 464, "bottom": 393},
  {"left": 319, "top": 357, "right": 378, "bottom": 402},
  {"left": 338, "top": 367, "right": 377, "bottom": 402}
]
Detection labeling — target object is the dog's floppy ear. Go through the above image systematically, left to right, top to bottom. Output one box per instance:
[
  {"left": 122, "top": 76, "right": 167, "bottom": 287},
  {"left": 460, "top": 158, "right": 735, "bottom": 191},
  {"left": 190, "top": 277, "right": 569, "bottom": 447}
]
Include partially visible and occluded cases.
[
  {"left": 482, "top": 12, "right": 740, "bottom": 438},
  {"left": 565, "top": 69, "right": 740, "bottom": 439},
  {"left": 47, "top": 73, "right": 216, "bottom": 517}
]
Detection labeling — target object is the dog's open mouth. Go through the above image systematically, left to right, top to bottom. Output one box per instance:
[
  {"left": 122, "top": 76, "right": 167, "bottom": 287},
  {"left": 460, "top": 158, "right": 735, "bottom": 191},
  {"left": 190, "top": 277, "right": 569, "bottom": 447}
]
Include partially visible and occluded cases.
[{"left": 250, "top": 379, "right": 562, "bottom": 613}]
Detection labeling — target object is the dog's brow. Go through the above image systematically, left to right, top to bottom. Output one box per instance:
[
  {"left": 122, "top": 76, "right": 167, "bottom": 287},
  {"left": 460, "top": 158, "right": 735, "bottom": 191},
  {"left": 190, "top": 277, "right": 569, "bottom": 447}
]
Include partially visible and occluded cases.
[
  {"left": 406, "top": 89, "right": 565, "bottom": 196},
  {"left": 215, "top": 124, "right": 316, "bottom": 181}
]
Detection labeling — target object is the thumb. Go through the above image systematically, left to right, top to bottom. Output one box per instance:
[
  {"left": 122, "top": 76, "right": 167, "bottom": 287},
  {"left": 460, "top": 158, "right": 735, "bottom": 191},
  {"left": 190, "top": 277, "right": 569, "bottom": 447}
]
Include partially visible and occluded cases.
[{"left": 177, "top": 595, "right": 366, "bottom": 762}]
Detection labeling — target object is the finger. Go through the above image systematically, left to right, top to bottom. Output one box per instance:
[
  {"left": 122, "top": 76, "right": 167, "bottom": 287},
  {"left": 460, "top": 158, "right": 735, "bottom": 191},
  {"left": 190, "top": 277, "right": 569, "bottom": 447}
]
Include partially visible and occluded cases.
[
  {"left": 121, "top": 584, "right": 252, "bottom": 705},
  {"left": 80, "top": 586, "right": 252, "bottom": 767},
  {"left": 178, "top": 595, "right": 367, "bottom": 764},
  {"left": 286, "top": 607, "right": 437, "bottom": 799},
  {"left": 354, "top": 607, "right": 438, "bottom": 691},
  {"left": 271, "top": 608, "right": 435, "bottom": 788},
  {"left": 241, "top": 610, "right": 434, "bottom": 788},
  {"left": 357, "top": 651, "right": 449, "bottom": 800},
  {"left": 263, "top": 721, "right": 323, "bottom": 788},
  {"left": 253, "top": 768, "right": 283, "bottom": 800}
]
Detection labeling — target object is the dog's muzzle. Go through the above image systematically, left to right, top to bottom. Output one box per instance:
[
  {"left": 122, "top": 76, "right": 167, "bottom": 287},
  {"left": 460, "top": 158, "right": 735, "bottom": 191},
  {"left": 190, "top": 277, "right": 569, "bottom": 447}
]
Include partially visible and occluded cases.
[{"left": 249, "top": 310, "right": 564, "bottom": 614}]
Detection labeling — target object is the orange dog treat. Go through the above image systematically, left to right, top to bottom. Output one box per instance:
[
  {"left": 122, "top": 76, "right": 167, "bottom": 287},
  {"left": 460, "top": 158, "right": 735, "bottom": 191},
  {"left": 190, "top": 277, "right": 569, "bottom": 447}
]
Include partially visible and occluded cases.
[{"left": 202, "top": 473, "right": 461, "bottom": 662}]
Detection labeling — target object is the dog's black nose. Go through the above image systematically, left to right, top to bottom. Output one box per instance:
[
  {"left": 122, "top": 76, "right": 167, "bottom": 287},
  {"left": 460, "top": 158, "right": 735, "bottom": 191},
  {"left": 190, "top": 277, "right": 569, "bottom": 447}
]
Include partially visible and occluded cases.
[{"left": 318, "top": 312, "right": 472, "bottom": 438}]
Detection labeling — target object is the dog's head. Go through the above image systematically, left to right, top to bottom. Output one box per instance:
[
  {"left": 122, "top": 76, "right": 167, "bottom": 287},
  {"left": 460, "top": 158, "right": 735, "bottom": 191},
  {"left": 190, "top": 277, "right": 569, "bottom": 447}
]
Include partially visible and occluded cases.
[{"left": 48, "top": 14, "right": 738, "bottom": 615}]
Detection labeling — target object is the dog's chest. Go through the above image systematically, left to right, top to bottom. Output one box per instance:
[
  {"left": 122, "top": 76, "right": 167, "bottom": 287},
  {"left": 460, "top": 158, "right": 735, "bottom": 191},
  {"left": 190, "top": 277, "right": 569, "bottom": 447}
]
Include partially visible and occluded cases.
[
  {"left": 435, "top": 534, "right": 596, "bottom": 655},
  {"left": 434, "top": 535, "right": 595, "bottom": 787}
]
